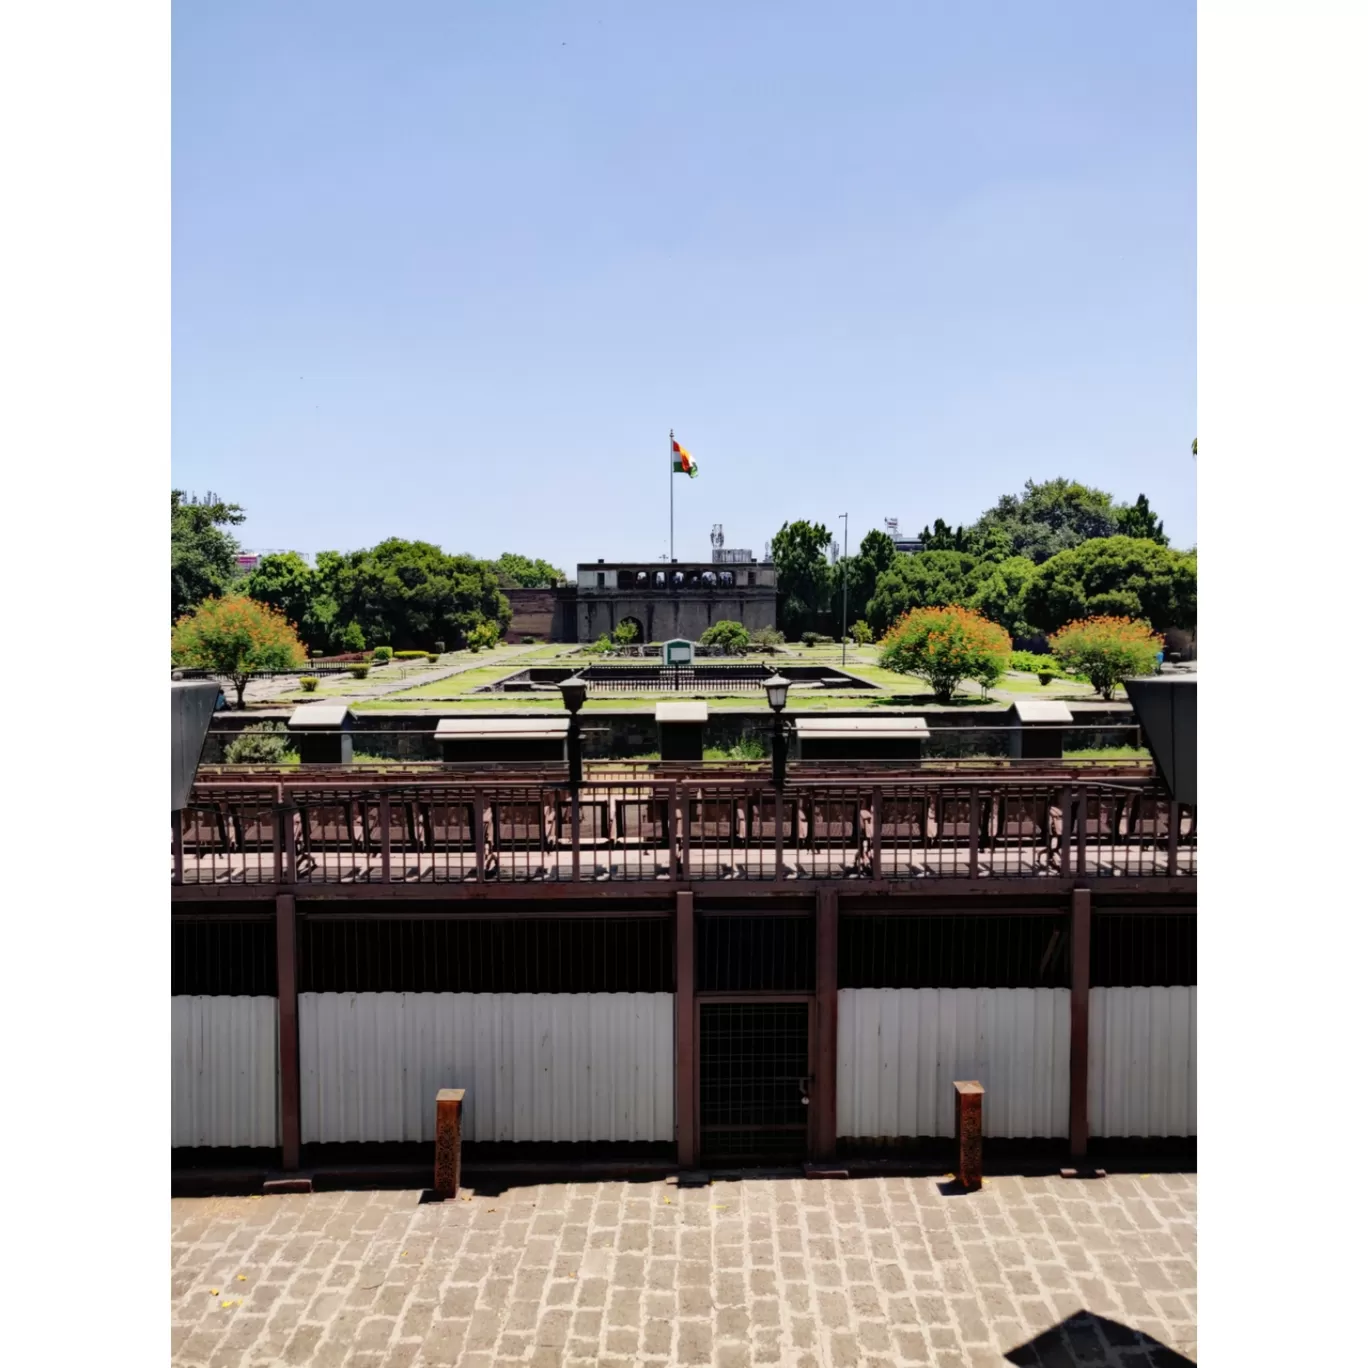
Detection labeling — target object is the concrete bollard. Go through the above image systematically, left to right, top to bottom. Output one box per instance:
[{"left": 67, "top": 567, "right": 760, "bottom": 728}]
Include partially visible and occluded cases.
[
  {"left": 953, "top": 1081, "right": 984, "bottom": 1192},
  {"left": 434, "top": 1088, "right": 466, "bottom": 1199}
]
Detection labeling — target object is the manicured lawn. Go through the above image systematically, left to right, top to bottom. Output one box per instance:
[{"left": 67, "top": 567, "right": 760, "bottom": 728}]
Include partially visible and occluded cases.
[
  {"left": 993, "top": 672, "right": 1101, "bottom": 697},
  {"left": 1063, "top": 745, "right": 1149, "bottom": 760}
]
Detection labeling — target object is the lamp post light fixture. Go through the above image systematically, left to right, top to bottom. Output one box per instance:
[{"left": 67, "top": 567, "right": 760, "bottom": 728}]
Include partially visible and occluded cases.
[
  {"left": 764, "top": 674, "right": 792, "bottom": 789},
  {"left": 559, "top": 675, "right": 589, "bottom": 789}
]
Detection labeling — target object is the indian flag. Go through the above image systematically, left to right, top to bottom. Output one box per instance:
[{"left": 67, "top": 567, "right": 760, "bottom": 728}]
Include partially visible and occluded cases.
[{"left": 671, "top": 438, "right": 699, "bottom": 478}]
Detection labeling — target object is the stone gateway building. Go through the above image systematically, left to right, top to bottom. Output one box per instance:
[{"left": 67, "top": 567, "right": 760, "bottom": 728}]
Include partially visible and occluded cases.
[{"left": 575, "top": 559, "right": 777, "bottom": 643}]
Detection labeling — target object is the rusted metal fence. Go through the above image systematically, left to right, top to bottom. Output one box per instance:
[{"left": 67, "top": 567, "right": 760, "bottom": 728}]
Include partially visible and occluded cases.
[{"left": 174, "top": 775, "right": 1195, "bottom": 886}]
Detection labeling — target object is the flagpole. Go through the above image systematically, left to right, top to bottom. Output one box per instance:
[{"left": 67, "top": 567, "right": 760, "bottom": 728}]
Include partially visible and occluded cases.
[{"left": 669, "top": 428, "right": 674, "bottom": 562}]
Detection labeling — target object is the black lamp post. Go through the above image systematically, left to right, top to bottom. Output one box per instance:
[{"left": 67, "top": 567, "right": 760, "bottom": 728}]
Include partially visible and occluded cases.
[
  {"left": 764, "top": 674, "right": 791, "bottom": 789},
  {"left": 559, "top": 675, "right": 588, "bottom": 789}
]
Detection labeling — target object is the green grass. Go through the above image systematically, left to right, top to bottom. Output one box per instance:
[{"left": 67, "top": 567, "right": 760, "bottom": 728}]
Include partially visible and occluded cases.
[
  {"left": 993, "top": 673, "right": 1095, "bottom": 696},
  {"left": 1063, "top": 745, "right": 1149, "bottom": 760}
]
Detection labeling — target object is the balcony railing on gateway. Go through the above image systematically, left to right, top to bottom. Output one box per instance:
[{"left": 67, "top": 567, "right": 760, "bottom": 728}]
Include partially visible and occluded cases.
[{"left": 173, "top": 772, "right": 1195, "bottom": 885}]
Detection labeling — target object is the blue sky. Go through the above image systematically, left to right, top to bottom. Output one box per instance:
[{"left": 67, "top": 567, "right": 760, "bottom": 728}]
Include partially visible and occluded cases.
[{"left": 173, "top": 1, "right": 1195, "bottom": 571}]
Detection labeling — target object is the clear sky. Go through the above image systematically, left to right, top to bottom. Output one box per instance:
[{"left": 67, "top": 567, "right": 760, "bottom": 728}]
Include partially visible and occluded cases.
[{"left": 173, "top": 1, "right": 1195, "bottom": 571}]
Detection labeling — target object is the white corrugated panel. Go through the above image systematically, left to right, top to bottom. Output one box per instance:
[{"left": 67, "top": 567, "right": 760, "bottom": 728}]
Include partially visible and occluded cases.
[
  {"left": 1088, "top": 986, "right": 1196, "bottom": 1137},
  {"left": 837, "top": 988, "right": 1070, "bottom": 1139},
  {"left": 299, "top": 992, "right": 675, "bottom": 1144},
  {"left": 171, "top": 996, "right": 279, "bottom": 1147}
]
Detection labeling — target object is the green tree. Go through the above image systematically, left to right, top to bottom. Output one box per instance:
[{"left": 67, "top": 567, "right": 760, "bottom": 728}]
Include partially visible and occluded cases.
[
  {"left": 965, "top": 478, "right": 1120, "bottom": 564},
  {"left": 171, "top": 490, "right": 245, "bottom": 620},
  {"left": 1115, "top": 493, "right": 1168, "bottom": 545},
  {"left": 918, "top": 518, "right": 971, "bottom": 552},
  {"left": 771, "top": 520, "right": 833, "bottom": 638},
  {"left": 837, "top": 529, "right": 897, "bottom": 628},
  {"left": 1022, "top": 536, "right": 1197, "bottom": 635},
  {"left": 313, "top": 539, "right": 511, "bottom": 651},
  {"left": 241, "top": 552, "right": 326, "bottom": 644},
  {"left": 492, "top": 552, "right": 567, "bottom": 588},
  {"left": 866, "top": 552, "right": 979, "bottom": 636},
  {"left": 967, "top": 555, "right": 1037, "bottom": 637},
  {"left": 171, "top": 596, "right": 307, "bottom": 708},
  {"left": 879, "top": 605, "right": 1011, "bottom": 704},
  {"left": 1049, "top": 616, "right": 1162, "bottom": 701},
  {"left": 612, "top": 619, "right": 640, "bottom": 646},
  {"left": 850, "top": 619, "right": 873, "bottom": 645},
  {"left": 700, "top": 620, "right": 751, "bottom": 655}
]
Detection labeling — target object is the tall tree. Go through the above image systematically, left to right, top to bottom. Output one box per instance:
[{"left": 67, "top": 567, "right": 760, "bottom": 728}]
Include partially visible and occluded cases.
[
  {"left": 966, "top": 478, "right": 1120, "bottom": 564},
  {"left": 171, "top": 490, "right": 245, "bottom": 620},
  {"left": 1115, "top": 493, "right": 1168, "bottom": 545},
  {"left": 918, "top": 518, "right": 970, "bottom": 552},
  {"left": 771, "top": 520, "right": 833, "bottom": 637},
  {"left": 837, "top": 528, "right": 897, "bottom": 629},
  {"left": 1022, "top": 536, "right": 1197, "bottom": 635},
  {"left": 314, "top": 538, "right": 511, "bottom": 651},
  {"left": 242, "top": 552, "right": 322, "bottom": 642},
  {"left": 492, "top": 552, "right": 567, "bottom": 588},
  {"left": 866, "top": 552, "right": 980, "bottom": 637},
  {"left": 967, "top": 555, "right": 1037, "bottom": 637}
]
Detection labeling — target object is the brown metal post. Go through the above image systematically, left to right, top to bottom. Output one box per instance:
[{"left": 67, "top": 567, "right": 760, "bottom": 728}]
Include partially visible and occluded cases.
[
  {"left": 271, "top": 786, "right": 282, "bottom": 884},
  {"left": 870, "top": 788, "right": 882, "bottom": 878},
  {"left": 474, "top": 789, "right": 487, "bottom": 883},
  {"left": 968, "top": 790, "right": 980, "bottom": 880},
  {"left": 569, "top": 793, "right": 581, "bottom": 882},
  {"left": 379, "top": 795, "right": 392, "bottom": 883},
  {"left": 1166, "top": 799, "right": 1181, "bottom": 876},
  {"left": 172, "top": 812, "right": 184, "bottom": 885},
  {"left": 1069, "top": 886, "right": 1092, "bottom": 1158},
  {"left": 814, "top": 888, "right": 838, "bottom": 1159},
  {"left": 675, "top": 891, "right": 696, "bottom": 1168},
  {"left": 276, "top": 892, "right": 301, "bottom": 1171},
  {"left": 953, "top": 1081, "right": 983, "bottom": 1191},
  {"left": 433, "top": 1088, "right": 465, "bottom": 1198}
]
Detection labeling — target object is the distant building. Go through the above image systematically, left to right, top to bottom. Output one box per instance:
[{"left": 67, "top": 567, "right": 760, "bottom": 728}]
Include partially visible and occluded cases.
[
  {"left": 575, "top": 559, "right": 777, "bottom": 643},
  {"left": 504, "top": 585, "right": 579, "bottom": 642}
]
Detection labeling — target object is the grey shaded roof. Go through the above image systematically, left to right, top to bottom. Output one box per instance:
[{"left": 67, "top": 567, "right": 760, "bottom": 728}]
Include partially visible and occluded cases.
[
  {"left": 1124, "top": 676, "right": 1196, "bottom": 806},
  {"left": 172, "top": 681, "right": 221, "bottom": 811},
  {"left": 1010, "top": 701, "right": 1075, "bottom": 725},
  {"left": 655, "top": 702, "right": 708, "bottom": 723},
  {"left": 287, "top": 704, "right": 354, "bottom": 729},
  {"left": 792, "top": 716, "right": 930, "bottom": 739},
  {"left": 436, "top": 717, "right": 570, "bottom": 740}
]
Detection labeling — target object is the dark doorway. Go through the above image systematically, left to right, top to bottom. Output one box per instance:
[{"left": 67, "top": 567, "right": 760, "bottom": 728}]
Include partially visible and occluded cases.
[{"left": 698, "top": 1001, "right": 812, "bottom": 1164}]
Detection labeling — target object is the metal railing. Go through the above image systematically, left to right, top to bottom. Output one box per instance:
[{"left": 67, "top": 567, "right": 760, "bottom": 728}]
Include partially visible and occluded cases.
[{"left": 173, "top": 773, "right": 1195, "bottom": 886}]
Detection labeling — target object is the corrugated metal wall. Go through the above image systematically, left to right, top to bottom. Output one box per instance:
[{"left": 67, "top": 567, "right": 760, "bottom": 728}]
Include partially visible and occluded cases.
[
  {"left": 1088, "top": 986, "right": 1196, "bottom": 1137},
  {"left": 837, "top": 988, "right": 1070, "bottom": 1139},
  {"left": 299, "top": 992, "right": 675, "bottom": 1144},
  {"left": 171, "top": 996, "right": 279, "bottom": 1148}
]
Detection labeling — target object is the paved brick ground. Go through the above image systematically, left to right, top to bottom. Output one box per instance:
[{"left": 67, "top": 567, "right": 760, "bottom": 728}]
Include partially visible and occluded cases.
[{"left": 171, "top": 1173, "right": 1195, "bottom": 1368}]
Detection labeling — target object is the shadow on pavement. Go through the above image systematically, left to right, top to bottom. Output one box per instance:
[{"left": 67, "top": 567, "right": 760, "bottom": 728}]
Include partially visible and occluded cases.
[{"left": 1005, "top": 1310, "right": 1196, "bottom": 1366}]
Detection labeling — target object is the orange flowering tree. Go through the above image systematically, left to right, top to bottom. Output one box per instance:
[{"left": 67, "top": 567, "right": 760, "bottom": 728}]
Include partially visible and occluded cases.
[
  {"left": 172, "top": 595, "right": 307, "bottom": 708},
  {"left": 879, "top": 605, "right": 1011, "bottom": 703},
  {"left": 1048, "top": 616, "right": 1162, "bottom": 700}
]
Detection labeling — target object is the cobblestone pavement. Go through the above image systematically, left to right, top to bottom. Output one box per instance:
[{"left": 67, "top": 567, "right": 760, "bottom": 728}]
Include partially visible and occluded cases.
[{"left": 171, "top": 1173, "right": 1196, "bottom": 1368}]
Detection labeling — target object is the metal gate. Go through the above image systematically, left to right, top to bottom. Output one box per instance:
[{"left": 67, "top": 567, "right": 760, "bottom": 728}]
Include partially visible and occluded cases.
[{"left": 698, "top": 1001, "right": 812, "bottom": 1163}]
